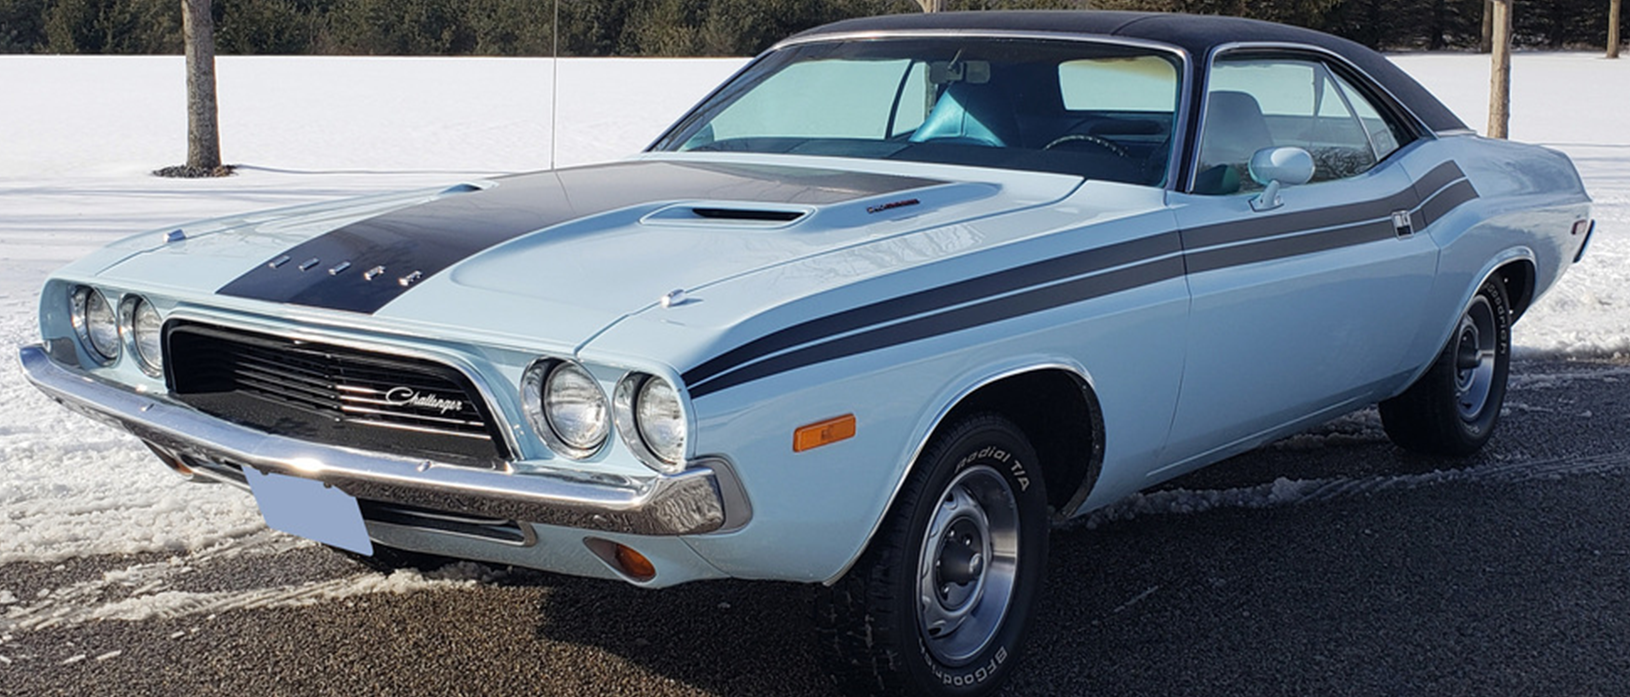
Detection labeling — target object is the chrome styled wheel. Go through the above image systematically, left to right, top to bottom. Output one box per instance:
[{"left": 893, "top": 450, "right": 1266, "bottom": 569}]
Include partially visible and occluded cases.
[
  {"left": 1381, "top": 275, "right": 1513, "bottom": 456},
  {"left": 1453, "top": 294, "right": 1498, "bottom": 421},
  {"left": 818, "top": 413, "right": 1049, "bottom": 697},
  {"left": 917, "top": 465, "right": 1019, "bottom": 666}
]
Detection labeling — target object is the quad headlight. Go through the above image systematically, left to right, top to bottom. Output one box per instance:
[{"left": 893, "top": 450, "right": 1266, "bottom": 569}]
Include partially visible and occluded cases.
[
  {"left": 69, "top": 286, "right": 120, "bottom": 363},
  {"left": 120, "top": 295, "right": 164, "bottom": 376},
  {"left": 522, "top": 360, "right": 610, "bottom": 458},
  {"left": 522, "top": 360, "right": 689, "bottom": 471},
  {"left": 615, "top": 373, "right": 688, "bottom": 474}
]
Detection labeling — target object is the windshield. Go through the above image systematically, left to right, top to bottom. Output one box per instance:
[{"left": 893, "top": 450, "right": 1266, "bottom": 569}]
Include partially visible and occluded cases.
[{"left": 651, "top": 38, "right": 1184, "bottom": 186}]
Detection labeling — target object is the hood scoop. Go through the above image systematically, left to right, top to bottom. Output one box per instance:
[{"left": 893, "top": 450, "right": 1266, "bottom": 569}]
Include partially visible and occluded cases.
[{"left": 642, "top": 203, "right": 811, "bottom": 228}]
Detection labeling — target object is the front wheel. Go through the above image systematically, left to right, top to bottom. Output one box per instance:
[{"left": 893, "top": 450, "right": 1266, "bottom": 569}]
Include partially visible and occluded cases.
[
  {"left": 1380, "top": 275, "right": 1513, "bottom": 456},
  {"left": 818, "top": 414, "right": 1048, "bottom": 696}
]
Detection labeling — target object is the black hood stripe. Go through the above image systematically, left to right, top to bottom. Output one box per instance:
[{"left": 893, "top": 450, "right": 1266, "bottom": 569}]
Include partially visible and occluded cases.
[
  {"left": 217, "top": 161, "right": 942, "bottom": 314},
  {"left": 685, "top": 161, "right": 1476, "bottom": 398}
]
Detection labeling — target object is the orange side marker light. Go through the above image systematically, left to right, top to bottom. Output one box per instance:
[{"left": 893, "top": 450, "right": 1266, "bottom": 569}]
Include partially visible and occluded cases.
[
  {"left": 794, "top": 414, "right": 857, "bottom": 453},
  {"left": 613, "top": 544, "right": 657, "bottom": 582}
]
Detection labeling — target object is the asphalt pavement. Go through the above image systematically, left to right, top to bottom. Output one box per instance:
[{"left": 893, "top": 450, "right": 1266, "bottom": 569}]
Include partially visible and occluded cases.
[{"left": 2, "top": 356, "right": 1627, "bottom": 696}]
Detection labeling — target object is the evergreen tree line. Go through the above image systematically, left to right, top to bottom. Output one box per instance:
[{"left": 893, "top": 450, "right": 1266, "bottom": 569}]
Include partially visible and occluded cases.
[{"left": 0, "top": 0, "right": 1624, "bottom": 56}]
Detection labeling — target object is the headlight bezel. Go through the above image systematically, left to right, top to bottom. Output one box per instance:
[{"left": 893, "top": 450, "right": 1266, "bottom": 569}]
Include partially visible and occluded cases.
[
  {"left": 69, "top": 285, "right": 120, "bottom": 365},
  {"left": 119, "top": 295, "right": 165, "bottom": 377},
  {"left": 522, "top": 359, "right": 612, "bottom": 460},
  {"left": 614, "top": 372, "right": 689, "bottom": 474}
]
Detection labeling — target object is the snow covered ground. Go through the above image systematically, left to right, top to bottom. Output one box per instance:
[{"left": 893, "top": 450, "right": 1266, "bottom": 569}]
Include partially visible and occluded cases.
[{"left": 0, "top": 52, "right": 1624, "bottom": 567}]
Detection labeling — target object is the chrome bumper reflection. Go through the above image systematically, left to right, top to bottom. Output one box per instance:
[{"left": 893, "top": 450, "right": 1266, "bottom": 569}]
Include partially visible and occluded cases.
[{"left": 18, "top": 344, "right": 739, "bottom": 536}]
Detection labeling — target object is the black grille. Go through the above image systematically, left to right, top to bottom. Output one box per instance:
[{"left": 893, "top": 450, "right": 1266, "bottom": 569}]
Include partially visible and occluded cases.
[{"left": 165, "top": 322, "right": 509, "bottom": 468}]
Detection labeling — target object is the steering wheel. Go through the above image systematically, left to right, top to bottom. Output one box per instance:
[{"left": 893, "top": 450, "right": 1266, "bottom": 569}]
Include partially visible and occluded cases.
[{"left": 1042, "top": 134, "right": 1129, "bottom": 157}]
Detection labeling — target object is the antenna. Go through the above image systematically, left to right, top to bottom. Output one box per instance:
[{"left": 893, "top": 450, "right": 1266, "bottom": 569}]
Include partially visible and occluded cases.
[{"left": 550, "top": 0, "right": 560, "bottom": 170}]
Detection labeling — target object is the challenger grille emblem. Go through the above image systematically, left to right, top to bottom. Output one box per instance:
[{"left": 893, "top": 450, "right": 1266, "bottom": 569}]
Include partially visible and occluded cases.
[{"left": 383, "top": 386, "right": 464, "bottom": 414}]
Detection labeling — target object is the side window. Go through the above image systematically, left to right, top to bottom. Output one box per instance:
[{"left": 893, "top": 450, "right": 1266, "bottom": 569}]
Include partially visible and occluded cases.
[{"left": 1193, "top": 57, "right": 1409, "bottom": 195}]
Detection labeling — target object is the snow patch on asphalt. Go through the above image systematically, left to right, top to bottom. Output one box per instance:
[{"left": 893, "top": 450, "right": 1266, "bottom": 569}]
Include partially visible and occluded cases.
[
  {"left": 1077, "top": 451, "right": 1630, "bottom": 530},
  {"left": 0, "top": 550, "right": 504, "bottom": 633}
]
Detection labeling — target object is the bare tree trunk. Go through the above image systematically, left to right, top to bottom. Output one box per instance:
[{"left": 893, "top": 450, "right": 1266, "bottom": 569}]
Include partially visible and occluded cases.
[
  {"left": 183, "top": 0, "right": 221, "bottom": 171},
  {"left": 915, "top": 0, "right": 945, "bottom": 11},
  {"left": 1480, "top": 0, "right": 1493, "bottom": 53},
  {"left": 1488, "top": 0, "right": 1512, "bottom": 139},
  {"left": 1610, "top": 0, "right": 1622, "bottom": 59}
]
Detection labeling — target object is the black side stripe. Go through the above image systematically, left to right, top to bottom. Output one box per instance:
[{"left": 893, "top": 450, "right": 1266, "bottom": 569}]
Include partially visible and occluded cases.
[
  {"left": 1411, "top": 160, "right": 1468, "bottom": 200},
  {"left": 684, "top": 161, "right": 1478, "bottom": 399},
  {"left": 1181, "top": 161, "right": 1466, "bottom": 252},
  {"left": 1185, "top": 167, "right": 1478, "bottom": 273},
  {"left": 1417, "top": 179, "right": 1478, "bottom": 229},
  {"left": 1183, "top": 186, "right": 1419, "bottom": 250},
  {"left": 1186, "top": 218, "right": 1399, "bottom": 274},
  {"left": 680, "top": 231, "right": 1182, "bottom": 387},
  {"left": 686, "top": 256, "right": 1185, "bottom": 399}
]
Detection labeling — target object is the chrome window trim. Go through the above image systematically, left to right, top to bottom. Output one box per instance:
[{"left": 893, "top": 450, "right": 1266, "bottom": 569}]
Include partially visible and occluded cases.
[
  {"left": 676, "top": 30, "right": 1195, "bottom": 193},
  {"left": 1186, "top": 41, "right": 1436, "bottom": 193},
  {"left": 162, "top": 308, "right": 526, "bottom": 467},
  {"left": 822, "top": 361, "right": 1101, "bottom": 586}
]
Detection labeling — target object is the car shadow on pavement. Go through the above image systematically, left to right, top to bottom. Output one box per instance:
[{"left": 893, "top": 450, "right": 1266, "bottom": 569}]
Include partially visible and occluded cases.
[{"left": 525, "top": 574, "right": 841, "bottom": 696}]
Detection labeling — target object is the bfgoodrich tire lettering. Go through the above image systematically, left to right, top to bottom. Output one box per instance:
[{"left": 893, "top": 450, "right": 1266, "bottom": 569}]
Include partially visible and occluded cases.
[
  {"left": 1380, "top": 275, "right": 1513, "bottom": 456},
  {"left": 818, "top": 413, "right": 1048, "bottom": 697}
]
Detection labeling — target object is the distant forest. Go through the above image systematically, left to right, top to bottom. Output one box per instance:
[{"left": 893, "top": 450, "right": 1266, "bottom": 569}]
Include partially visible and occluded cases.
[{"left": 1, "top": 0, "right": 1624, "bottom": 56}]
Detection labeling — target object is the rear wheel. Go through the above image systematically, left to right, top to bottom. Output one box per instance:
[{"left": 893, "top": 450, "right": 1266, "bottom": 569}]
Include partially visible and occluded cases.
[
  {"left": 1380, "top": 276, "right": 1512, "bottom": 456},
  {"left": 818, "top": 414, "right": 1048, "bottom": 696}
]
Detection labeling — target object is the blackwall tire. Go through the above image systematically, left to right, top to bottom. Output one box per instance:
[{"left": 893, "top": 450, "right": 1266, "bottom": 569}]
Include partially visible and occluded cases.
[
  {"left": 1380, "top": 275, "right": 1513, "bottom": 456},
  {"left": 817, "top": 413, "right": 1048, "bottom": 697}
]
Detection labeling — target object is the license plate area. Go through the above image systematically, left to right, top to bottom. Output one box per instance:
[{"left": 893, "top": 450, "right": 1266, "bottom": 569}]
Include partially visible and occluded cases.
[{"left": 247, "top": 469, "right": 374, "bottom": 555}]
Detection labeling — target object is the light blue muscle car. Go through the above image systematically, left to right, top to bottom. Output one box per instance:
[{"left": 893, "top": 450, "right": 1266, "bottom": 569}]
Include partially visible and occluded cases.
[{"left": 20, "top": 11, "right": 1592, "bottom": 696}]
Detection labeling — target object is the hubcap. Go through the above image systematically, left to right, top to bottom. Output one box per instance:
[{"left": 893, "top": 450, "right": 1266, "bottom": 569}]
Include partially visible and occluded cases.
[
  {"left": 1454, "top": 295, "right": 1498, "bottom": 421},
  {"left": 917, "top": 464, "right": 1019, "bottom": 666}
]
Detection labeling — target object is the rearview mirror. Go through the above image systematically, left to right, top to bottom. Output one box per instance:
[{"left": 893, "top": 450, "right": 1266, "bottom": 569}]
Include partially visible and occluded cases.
[
  {"left": 928, "top": 60, "right": 991, "bottom": 85},
  {"left": 1248, "top": 146, "right": 1314, "bottom": 212}
]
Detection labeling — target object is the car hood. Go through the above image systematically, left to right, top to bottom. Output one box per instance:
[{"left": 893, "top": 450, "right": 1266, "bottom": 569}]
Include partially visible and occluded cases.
[{"left": 93, "top": 155, "right": 1084, "bottom": 351}]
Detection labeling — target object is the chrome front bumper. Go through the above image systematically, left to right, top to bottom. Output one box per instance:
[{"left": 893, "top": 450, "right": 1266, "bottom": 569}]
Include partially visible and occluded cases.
[{"left": 19, "top": 344, "right": 742, "bottom": 536}]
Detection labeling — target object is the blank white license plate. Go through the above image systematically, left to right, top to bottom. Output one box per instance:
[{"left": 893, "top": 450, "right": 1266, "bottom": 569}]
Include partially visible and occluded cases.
[{"left": 246, "top": 469, "right": 373, "bottom": 555}]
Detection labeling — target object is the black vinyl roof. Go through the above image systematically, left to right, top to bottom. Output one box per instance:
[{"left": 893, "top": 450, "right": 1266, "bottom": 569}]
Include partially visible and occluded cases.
[{"left": 789, "top": 11, "right": 1468, "bottom": 133}]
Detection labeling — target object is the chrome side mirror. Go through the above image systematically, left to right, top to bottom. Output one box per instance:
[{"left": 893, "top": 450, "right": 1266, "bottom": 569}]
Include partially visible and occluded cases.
[{"left": 1248, "top": 146, "right": 1315, "bottom": 212}]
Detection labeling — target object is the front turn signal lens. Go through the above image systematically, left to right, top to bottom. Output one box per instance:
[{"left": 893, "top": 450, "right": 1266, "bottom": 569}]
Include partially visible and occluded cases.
[
  {"left": 794, "top": 414, "right": 856, "bottom": 452},
  {"left": 613, "top": 544, "right": 657, "bottom": 582}
]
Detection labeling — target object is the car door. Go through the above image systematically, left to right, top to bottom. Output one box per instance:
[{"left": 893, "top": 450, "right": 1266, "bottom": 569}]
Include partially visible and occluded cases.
[{"left": 1156, "top": 51, "right": 1440, "bottom": 476}]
